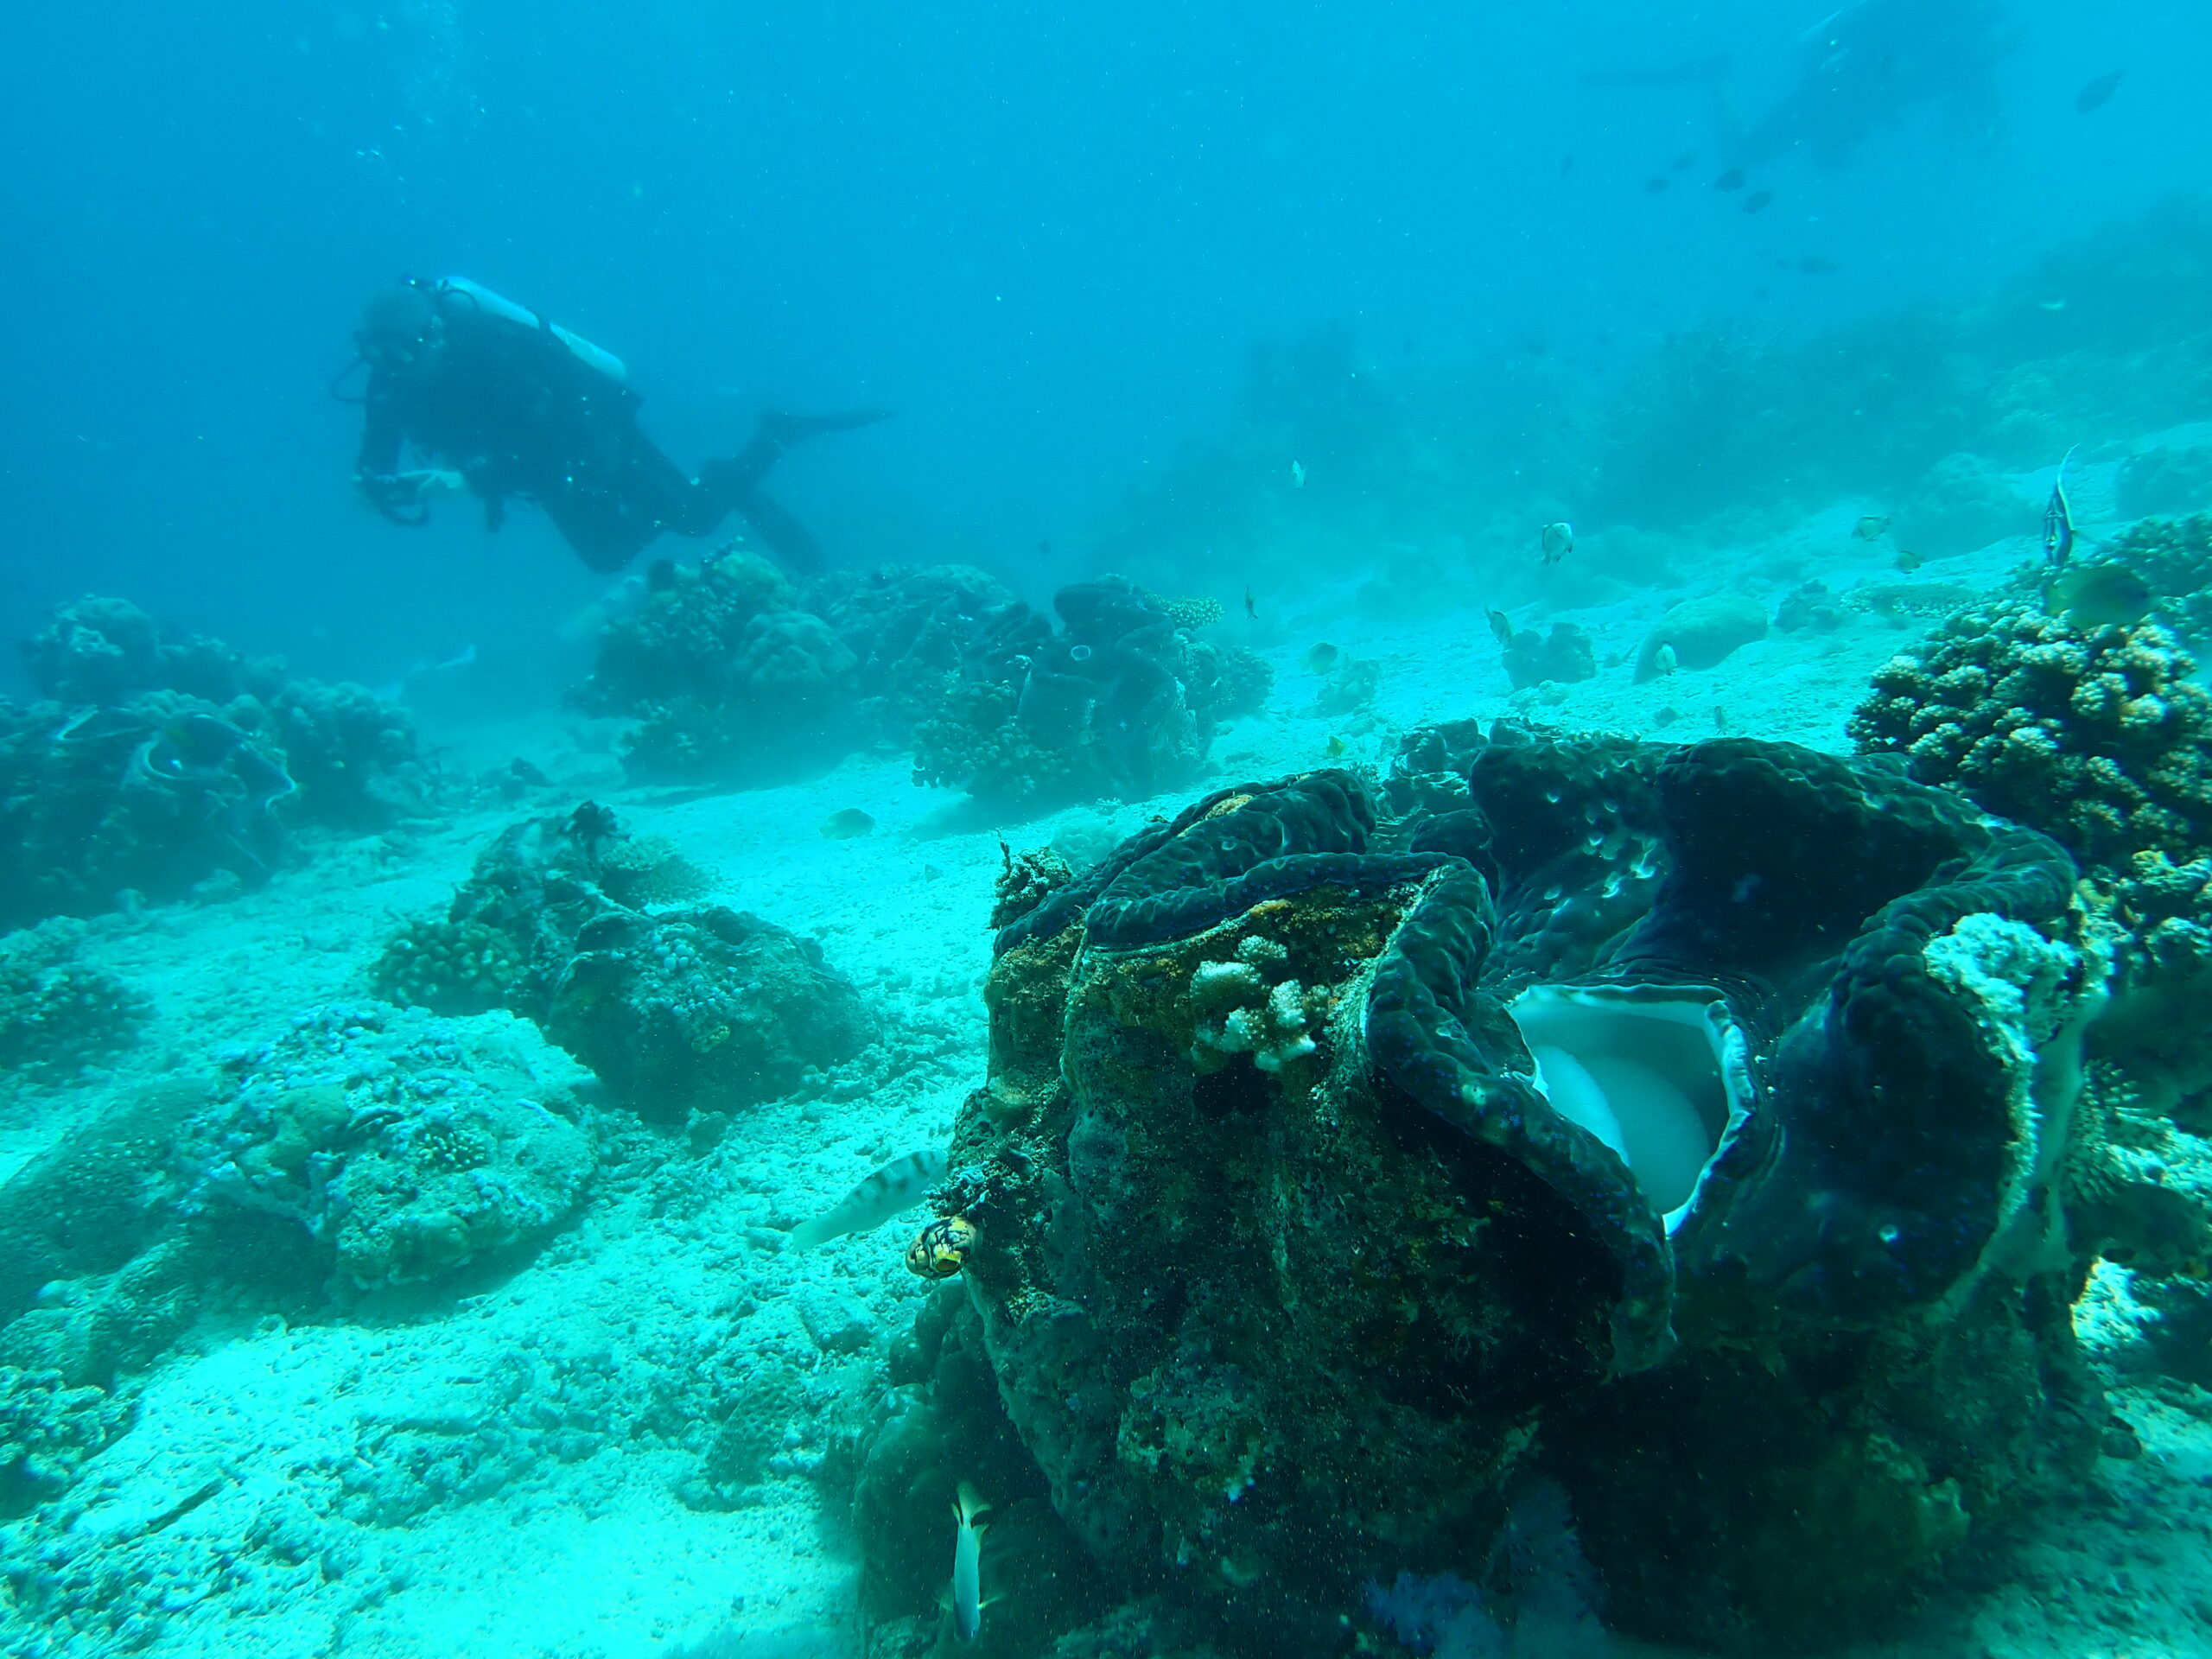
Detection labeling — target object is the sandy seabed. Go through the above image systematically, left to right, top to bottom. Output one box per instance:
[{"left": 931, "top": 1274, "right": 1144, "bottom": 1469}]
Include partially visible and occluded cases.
[{"left": 4, "top": 500, "right": 2209, "bottom": 1659}]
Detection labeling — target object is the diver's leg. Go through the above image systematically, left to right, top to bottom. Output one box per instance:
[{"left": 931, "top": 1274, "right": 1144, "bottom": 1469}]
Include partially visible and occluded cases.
[
  {"left": 696, "top": 408, "right": 893, "bottom": 507},
  {"left": 549, "top": 416, "right": 721, "bottom": 563},
  {"left": 540, "top": 485, "right": 661, "bottom": 573},
  {"left": 732, "top": 488, "right": 826, "bottom": 575}
]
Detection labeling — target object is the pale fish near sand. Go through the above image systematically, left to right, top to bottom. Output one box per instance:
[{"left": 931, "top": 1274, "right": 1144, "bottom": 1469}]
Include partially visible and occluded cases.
[
  {"left": 787, "top": 1147, "right": 949, "bottom": 1251},
  {"left": 952, "top": 1482, "right": 991, "bottom": 1642}
]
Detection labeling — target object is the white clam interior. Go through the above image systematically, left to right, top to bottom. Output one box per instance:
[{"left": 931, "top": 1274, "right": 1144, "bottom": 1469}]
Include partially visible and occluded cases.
[{"left": 1507, "top": 984, "right": 1751, "bottom": 1231}]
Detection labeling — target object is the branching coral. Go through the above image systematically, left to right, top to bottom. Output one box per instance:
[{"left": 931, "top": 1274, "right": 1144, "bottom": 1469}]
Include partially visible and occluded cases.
[
  {"left": 2097, "top": 512, "right": 2212, "bottom": 645},
  {"left": 570, "top": 550, "right": 859, "bottom": 783},
  {"left": 804, "top": 563, "right": 1022, "bottom": 747},
  {"left": 912, "top": 575, "right": 1272, "bottom": 805},
  {"left": 1851, "top": 603, "right": 2212, "bottom": 867},
  {"left": 372, "top": 918, "right": 524, "bottom": 1017},
  {"left": 1183, "top": 936, "right": 1319, "bottom": 1073}
]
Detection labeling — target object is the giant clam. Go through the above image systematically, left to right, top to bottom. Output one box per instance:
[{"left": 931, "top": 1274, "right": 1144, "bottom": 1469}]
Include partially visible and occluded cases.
[{"left": 935, "top": 728, "right": 2103, "bottom": 1650}]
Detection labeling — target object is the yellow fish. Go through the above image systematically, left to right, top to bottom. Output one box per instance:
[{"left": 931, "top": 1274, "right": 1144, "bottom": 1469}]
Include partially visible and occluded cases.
[
  {"left": 1853, "top": 515, "right": 1890, "bottom": 541},
  {"left": 1894, "top": 549, "right": 1923, "bottom": 573},
  {"left": 2047, "top": 563, "right": 2152, "bottom": 630},
  {"left": 1300, "top": 643, "right": 1341, "bottom": 673},
  {"left": 1325, "top": 735, "right": 1348, "bottom": 758},
  {"left": 820, "top": 808, "right": 875, "bottom": 839}
]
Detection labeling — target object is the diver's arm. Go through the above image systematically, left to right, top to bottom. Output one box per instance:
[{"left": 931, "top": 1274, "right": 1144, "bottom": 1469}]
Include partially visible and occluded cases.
[
  {"left": 356, "top": 379, "right": 404, "bottom": 480},
  {"left": 354, "top": 381, "right": 431, "bottom": 524}
]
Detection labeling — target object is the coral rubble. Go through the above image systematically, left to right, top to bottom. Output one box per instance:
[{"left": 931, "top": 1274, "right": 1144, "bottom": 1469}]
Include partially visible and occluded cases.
[
  {"left": 0, "top": 920, "right": 148, "bottom": 1081},
  {"left": 183, "top": 1004, "right": 595, "bottom": 1291},
  {"left": 0, "top": 1365, "right": 133, "bottom": 1519}
]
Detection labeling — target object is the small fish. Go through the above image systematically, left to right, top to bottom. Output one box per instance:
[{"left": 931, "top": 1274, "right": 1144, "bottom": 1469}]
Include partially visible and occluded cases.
[
  {"left": 2075, "top": 70, "right": 2124, "bottom": 114},
  {"left": 1669, "top": 150, "right": 1694, "bottom": 172},
  {"left": 1713, "top": 168, "right": 1746, "bottom": 192},
  {"left": 1643, "top": 176, "right": 1669, "bottom": 194},
  {"left": 1741, "top": 190, "right": 1773, "bottom": 214},
  {"left": 1794, "top": 254, "right": 1839, "bottom": 276},
  {"left": 2037, "top": 299, "right": 2068, "bottom": 313},
  {"left": 2044, "top": 448, "right": 2078, "bottom": 568},
  {"left": 1289, "top": 461, "right": 1306, "bottom": 488},
  {"left": 1853, "top": 514, "right": 1890, "bottom": 541},
  {"left": 1540, "top": 522, "right": 1573, "bottom": 565},
  {"left": 1894, "top": 549, "right": 1924, "bottom": 573},
  {"left": 2048, "top": 563, "right": 2152, "bottom": 630},
  {"left": 1243, "top": 587, "right": 1258, "bottom": 621},
  {"left": 1486, "top": 608, "right": 1515, "bottom": 648},
  {"left": 1300, "top": 643, "right": 1340, "bottom": 673},
  {"left": 1651, "top": 643, "right": 1679, "bottom": 677},
  {"left": 48, "top": 705, "right": 99, "bottom": 742},
  {"left": 1325, "top": 734, "right": 1348, "bottom": 758},
  {"left": 820, "top": 808, "right": 876, "bottom": 840},
  {"left": 787, "top": 1147, "right": 947, "bottom": 1250},
  {"left": 951, "top": 1483, "right": 992, "bottom": 1643}
]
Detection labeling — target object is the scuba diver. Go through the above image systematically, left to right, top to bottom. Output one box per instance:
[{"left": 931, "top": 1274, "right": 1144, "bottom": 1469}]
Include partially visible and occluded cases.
[{"left": 341, "top": 276, "right": 886, "bottom": 574}]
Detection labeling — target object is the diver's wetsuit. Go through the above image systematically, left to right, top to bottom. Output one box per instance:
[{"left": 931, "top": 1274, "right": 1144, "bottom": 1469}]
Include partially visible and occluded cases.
[{"left": 355, "top": 281, "right": 859, "bottom": 574}]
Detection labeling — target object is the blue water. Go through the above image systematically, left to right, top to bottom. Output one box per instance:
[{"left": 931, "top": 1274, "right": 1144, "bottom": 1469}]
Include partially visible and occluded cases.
[{"left": 2, "top": 0, "right": 2202, "bottom": 684}]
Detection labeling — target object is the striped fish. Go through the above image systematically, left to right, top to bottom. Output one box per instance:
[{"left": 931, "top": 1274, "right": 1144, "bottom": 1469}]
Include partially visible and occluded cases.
[
  {"left": 2044, "top": 446, "right": 2078, "bottom": 569},
  {"left": 788, "top": 1147, "right": 948, "bottom": 1252}
]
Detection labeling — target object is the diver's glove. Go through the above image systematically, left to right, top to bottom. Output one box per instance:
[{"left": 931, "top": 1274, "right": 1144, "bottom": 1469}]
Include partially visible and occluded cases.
[
  {"left": 356, "top": 468, "right": 462, "bottom": 524},
  {"left": 357, "top": 469, "right": 426, "bottom": 523}
]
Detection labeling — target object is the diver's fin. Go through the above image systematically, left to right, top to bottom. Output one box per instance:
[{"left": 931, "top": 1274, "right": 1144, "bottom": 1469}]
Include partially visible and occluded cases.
[
  {"left": 759, "top": 407, "right": 894, "bottom": 447},
  {"left": 734, "top": 488, "right": 826, "bottom": 575}
]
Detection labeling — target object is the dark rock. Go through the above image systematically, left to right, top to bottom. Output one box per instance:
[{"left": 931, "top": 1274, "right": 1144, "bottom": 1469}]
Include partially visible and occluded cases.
[
  {"left": 1500, "top": 621, "right": 1597, "bottom": 690},
  {"left": 380, "top": 806, "right": 868, "bottom": 1120}
]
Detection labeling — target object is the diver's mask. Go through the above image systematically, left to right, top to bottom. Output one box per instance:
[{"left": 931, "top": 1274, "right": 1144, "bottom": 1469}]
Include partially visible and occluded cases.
[{"left": 354, "top": 280, "right": 446, "bottom": 374}]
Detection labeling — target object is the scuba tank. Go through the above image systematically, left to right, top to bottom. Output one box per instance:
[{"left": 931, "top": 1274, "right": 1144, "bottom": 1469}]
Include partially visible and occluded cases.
[{"left": 435, "top": 276, "right": 628, "bottom": 384}]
